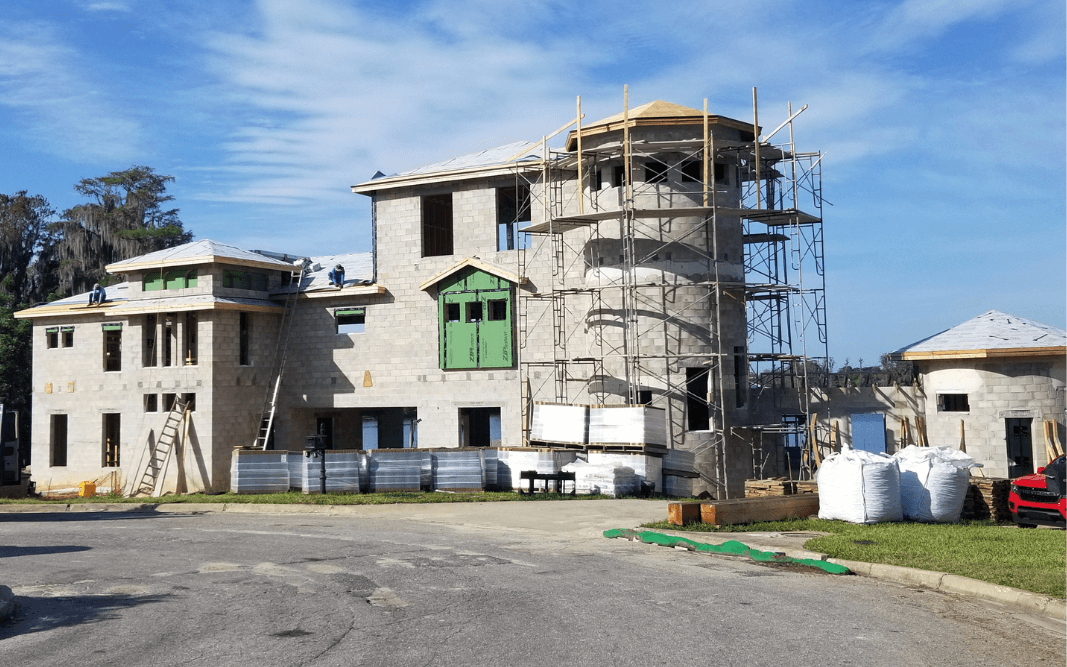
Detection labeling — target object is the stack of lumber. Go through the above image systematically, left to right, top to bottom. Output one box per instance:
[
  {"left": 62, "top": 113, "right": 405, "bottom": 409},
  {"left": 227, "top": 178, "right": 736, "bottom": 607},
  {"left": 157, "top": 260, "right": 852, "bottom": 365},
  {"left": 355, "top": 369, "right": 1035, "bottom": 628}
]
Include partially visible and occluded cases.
[
  {"left": 744, "top": 478, "right": 819, "bottom": 498},
  {"left": 963, "top": 478, "right": 1011, "bottom": 521},
  {"left": 668, "top": 495, "right": 821, "bottom": 526}
]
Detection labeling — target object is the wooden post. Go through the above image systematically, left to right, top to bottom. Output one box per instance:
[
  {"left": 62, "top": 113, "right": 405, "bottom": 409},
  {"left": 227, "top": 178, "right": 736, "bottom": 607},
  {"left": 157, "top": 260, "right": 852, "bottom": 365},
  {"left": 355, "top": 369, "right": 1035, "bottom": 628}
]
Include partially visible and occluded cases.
[
  {"left": 623, "top": 85, "right": 631, "bottom": 205},
  {"left": 752, "top": 87, "right": 761, "bottom": 210},
  {"left": 576, "top": 95, "right": 584, "bottom": 215},
  {"left": 702, "top": 98, "right": 709, "bottom": 207},
  {"left": 916, "top": 415, "right": 927, "bottom": 447},
  {"left": 959, "top": 419, "right": 966, "bottom": 452},
  {"left": 831, "top": 420, "right": 839, "bottom": 451}
]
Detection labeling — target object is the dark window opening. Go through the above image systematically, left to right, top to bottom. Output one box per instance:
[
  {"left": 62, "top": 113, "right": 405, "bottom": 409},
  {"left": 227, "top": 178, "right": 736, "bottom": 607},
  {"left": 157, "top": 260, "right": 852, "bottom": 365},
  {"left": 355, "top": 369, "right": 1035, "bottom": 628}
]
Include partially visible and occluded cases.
[
  {"left": 645, "top": 159, "right": 669, "bottom": 184},
  {"left": 681, "top": 161, "right": 701, "bottom": 182},
  {"left": 715, "top": 162, "right": 727, "bottom": 183},
  {"left": 612, "top": 165, "right": 626, "bottom": 188},
  {"left": 594, "top": 169, "right": 603, "bottom": 190},
  {"left": 497, "top": 185, "right": 532, "bottom": 251},
  {"left": 422, "top": 193, "right": 454, "bottom": 257},
  {"left": 488, "top": 300, "right": 507, "bottom": 321},
  {"left": 466, "top": 302, "right": 483, "bottom": 323},
  {"left": 446, "top": 303, "right": 461, "bottom": 323},
  {"left": 337, "top": 309, "right": 365, "bottom": 334},
  {"left": 184, "top": 312, "right": 197, "bottom": 365},
  {"left": 239, "top": 312, "right": 251, "bottom": 366},
  {"left": 144, "top": 314, "right": 157, "bottom": 367},
  {"left": 163, "top": 315, "right": 175, "bottom": 367},
  {"left": 104, "top": 326, "right": 122, "bottom": 372},
  {"left": 62, "top": 327, "right": 74, "bottom": 348},
  {"left": 46, "top": 328, "right": 58, "bottom": 349},
  {"left": 734, "top": 346, "right": 747, "bottom": 408},
  {"left": 686, "top": 367, "right": 710, "bottom": 431},
  {"left": 637, "top": 389, "right": 653, "bottom": 405},
  {"left": 163, "top": 393, "right": 177, "bottom": 412},
  {"left": 181, "top": 393, "right": 196, "bottom": 411},
  {"left": 144, "top": 394, "right": 158, "bottom": 413},
  {"left": 939, "top": 394, "right": 969, "bottom": 412},
  {"left": 459, "top": 407, "right": 501, "bottom": 448},
  {"left": 103, "top": 413, "right": 120, "bottom": 467},
  {"left": 51, "top": 414, "right": 68, "bottom": 467},
  {"left": 782, "top": 414, "right": 806, "bottom": 472}
]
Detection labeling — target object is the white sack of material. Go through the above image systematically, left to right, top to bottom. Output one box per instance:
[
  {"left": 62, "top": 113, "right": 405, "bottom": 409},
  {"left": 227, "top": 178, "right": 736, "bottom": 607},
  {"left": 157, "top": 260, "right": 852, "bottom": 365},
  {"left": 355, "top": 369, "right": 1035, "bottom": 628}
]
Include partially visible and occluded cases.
[
  {"left": 894, "top": 446, "right": 975, "bottom": 523},
  {"left": 816, "top": 448, "right": 903, "bottom": 524},
  {"left": 587, "top": 452, "right": 661, "bottom": 491},
  {"left": 562, "top": 459, "right": 638, "bottom": 497}
]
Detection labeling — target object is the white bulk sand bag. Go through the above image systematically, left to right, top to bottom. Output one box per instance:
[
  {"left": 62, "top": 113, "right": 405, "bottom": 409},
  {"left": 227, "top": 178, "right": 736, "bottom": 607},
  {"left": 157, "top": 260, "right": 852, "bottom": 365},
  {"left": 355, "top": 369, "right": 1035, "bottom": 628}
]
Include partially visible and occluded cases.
[
  {"left": 894, "top": 446, "right": 975, "bottom": 523},
  {"left": 817, "top": 448, "right": 903, "bottom": 524},
  {"left": 562, "top": 459, "right": 638, "bottom": 497}
]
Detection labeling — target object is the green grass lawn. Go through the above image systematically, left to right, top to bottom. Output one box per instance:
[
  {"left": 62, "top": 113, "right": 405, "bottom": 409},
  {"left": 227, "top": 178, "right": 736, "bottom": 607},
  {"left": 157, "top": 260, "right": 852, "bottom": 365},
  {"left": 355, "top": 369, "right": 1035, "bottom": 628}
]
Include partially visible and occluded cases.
[
  {"left": 0, "top": 490, "right": 613, "bottom": 505},
  {"left": 642, "top": 517, "right": 1067, "bottom": 599}
]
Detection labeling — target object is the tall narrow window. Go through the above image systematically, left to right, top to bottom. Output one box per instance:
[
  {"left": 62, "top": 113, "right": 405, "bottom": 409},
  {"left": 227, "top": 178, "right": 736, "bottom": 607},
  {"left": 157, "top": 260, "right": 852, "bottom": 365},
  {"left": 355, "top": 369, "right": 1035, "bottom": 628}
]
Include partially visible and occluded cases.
[
  {"left": 612, "top": 165, "right": 627, "bottom": 188},
  {"left": 497, "top": 185, "right": 531, "bottom": 251},
  {"left": 422, "top": 193, "right": 454, "bottom": 257},
  {"left": 184, "top": 312, "right": 198, "bottom": 365},
  {"left": 239, "top": 312, "right": 251, "bottom": 366},
  {"left": 143, "top": 314, "right": 157, "bottom": 367},
  {"left": 162, "top": 315, "right": 175, "bottom": 367},
  {"left": 103, "top": 324, "right": 122, "bottom": 372},
  {"left": 61, "top": 326, "right": 74, "bottom": 348},
  {"left": 46, "top": 327, "right": 58, "bottom": 349},
  {"left": 734, "top": 346, "right": 747, "bottom": 408},
  {"left": 685, "top": 367, "right": 710, "bottom": 431},
  {"left": 144, "top": 394, "right": 158, "bottom": 413},
  {"left": 103, "top": 413, "right": 120, "bottom": 467},
  {"left": 51, "top": 414, "right": 68, "bottom": 467}
]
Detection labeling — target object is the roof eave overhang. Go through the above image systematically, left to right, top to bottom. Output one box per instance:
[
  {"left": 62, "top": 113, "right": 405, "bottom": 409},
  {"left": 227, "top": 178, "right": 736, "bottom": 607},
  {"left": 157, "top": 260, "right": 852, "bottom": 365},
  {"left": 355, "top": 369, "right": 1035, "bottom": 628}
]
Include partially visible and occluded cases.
[
  {"left": 351, "top": 160, "right": 543, "bottom": 195},
  {"left": 105, "top": 255, "right": 295, "bottom": 274},
  {"left": 419, "top": 258, "right": 526, "bottom": 292},
  {"left": 272, "top": 284, "right": 388, "bottom": 300},
  {"left": 14, "top": 302, "right": 125, "bottom": 320},
  {"left": 901, "top": 346, "right": 1067, "bottom": 361}
]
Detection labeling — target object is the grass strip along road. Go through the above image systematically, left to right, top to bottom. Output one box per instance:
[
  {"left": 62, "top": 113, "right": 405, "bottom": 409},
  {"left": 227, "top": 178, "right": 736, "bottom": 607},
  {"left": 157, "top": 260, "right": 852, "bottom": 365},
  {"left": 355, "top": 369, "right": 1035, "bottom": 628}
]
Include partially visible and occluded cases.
[{"left": 643, "top": 517, "right": 1066, "bottom": 599}]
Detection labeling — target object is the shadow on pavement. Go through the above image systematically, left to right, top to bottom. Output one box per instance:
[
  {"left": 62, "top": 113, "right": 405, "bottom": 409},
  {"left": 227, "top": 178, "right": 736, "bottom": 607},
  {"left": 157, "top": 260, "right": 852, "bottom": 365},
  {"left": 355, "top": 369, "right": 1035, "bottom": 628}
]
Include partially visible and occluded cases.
[
  {"left": 0, "top": 510, "right": 198, "bottom": 523},
  {"left": 0, "top": 545, "right": 92, "bottom": 559},
  {"left": 0, "top": 592, "right": 171, "bottom": 637}
]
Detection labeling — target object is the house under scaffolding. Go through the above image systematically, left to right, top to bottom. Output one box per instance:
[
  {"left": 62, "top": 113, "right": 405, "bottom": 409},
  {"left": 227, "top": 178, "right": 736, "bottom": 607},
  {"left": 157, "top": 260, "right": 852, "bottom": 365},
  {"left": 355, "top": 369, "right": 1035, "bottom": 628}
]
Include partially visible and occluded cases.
[{"left": 510, "top": 91, "right": 827, "bottom": 497}]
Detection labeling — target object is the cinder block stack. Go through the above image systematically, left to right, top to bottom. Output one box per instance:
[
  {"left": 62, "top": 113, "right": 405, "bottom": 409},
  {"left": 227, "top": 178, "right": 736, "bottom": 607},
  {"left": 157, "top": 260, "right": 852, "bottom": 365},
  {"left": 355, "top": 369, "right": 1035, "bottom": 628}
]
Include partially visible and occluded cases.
[{"left": 963, "top": 478, "right": 1011, "bottom": 521}]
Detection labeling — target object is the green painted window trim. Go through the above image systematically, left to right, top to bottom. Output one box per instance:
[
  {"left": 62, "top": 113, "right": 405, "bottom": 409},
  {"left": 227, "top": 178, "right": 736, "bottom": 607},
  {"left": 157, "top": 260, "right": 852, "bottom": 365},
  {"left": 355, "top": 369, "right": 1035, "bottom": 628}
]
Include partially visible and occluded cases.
[
  {"left": 335, "top": 308, "right": 365, "bottom": 317},
  {"left": 101, "top": 323, "right": 123, "bottom": 331},
  {"left": 45, "top": 326, "right": 59, "bottom": 333},
  {"left": 60, "top": 326, "right": 75, "bottom": 333}
]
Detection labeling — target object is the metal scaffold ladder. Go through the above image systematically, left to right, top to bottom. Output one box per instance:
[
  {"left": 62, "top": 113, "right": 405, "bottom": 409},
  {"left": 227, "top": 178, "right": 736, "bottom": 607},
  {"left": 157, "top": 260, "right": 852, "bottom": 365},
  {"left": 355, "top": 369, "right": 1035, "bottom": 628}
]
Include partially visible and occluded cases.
[
  {"left": 253, "top": 265, "right": 306, "bottom": 450},
  {"left": 132, "top": 396, "right": 187, "bottom": 496}
]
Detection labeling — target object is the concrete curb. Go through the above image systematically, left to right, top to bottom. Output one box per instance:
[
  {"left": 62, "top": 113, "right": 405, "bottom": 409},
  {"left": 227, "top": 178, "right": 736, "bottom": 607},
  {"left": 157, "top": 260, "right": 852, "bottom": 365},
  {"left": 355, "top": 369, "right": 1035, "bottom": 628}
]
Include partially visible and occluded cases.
[
  {"left": 827, "top": 558, "right": 1067, "bottom": 621},
  {"left": 0, "top": 585, "right": 15, "bottom": 624}
]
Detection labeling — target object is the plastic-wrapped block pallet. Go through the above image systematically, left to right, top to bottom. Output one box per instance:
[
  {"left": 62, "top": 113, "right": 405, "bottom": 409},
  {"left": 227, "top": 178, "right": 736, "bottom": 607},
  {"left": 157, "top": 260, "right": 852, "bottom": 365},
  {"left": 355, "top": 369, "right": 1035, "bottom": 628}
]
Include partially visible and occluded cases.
[
  {"left": 530, "top": 403, "right": 588, "bottom": 445},
  {"left": 588, "top": 406, "right": 668, "bottom": 447},
  {"left": 894, "top": 445, "right": 976, "bottom": 523},
  {"left": 495, "top": 448, "right": 578, "bottom": 491},
  {"left": 817, "top": 448, "right": 903, "bottom": 524},
  {"left": 230, "top": 449, "right": 290, "bottom": 494},
  {"left": 367, "top": 449, "right": 430, "bottom": 492},
  {"left": 432, "top": 449, "right": 485, "bottom": 491},
  {"left": 481, "top": 449, "right": 500, "bottom": 489},
  {"left": 302, "top": 450, "right": 364, "bottom": 494},
  {"left": 587, "top": 452, "right": 662, "bottom": 491},
  {"left": 287, "top": 454, "right": 304, "bottom": 490},
  {"left": 562, "top": 459, "right": 638, "bottom": 497},
  {"left": 662, "top": 475, "right": 694, "bottom": 498}
]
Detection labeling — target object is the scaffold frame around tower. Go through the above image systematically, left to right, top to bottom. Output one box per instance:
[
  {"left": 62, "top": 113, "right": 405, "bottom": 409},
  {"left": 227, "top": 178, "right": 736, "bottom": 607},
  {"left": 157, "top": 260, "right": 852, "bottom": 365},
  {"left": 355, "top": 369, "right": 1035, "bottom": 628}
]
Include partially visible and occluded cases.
[{"left": 505, "top": 90, "right": 828, "bottom": 494}]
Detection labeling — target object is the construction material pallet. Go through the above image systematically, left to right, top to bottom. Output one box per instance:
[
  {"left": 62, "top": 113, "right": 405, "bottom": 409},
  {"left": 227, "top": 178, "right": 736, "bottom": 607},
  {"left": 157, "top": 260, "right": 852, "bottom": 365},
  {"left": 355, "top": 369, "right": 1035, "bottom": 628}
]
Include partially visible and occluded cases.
[
  {"left": 530, "top": 440, "right": 668, "bottom": 455},
  {"left": 744, "top": 478, "right": 817, "bottom": 498},
  {"left": 963, "top": 478, "right": 1011, "bottom": 521}
]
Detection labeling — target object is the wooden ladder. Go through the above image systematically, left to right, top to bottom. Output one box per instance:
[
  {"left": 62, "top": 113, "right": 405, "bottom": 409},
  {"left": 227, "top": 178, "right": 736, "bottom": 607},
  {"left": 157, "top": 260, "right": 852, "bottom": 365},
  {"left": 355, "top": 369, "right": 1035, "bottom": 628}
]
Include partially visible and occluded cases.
[
  {"left": 253, "top": 265, "right": 306, "bottom": 449},
  {"left": 133, "top": 397, "right": 188, "bottom": 496}
]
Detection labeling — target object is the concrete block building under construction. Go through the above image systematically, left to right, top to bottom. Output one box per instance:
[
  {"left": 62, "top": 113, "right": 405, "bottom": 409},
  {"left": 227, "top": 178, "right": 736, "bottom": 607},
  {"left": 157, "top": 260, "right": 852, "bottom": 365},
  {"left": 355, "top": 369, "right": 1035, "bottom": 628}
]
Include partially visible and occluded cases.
[{"left": 19, "top": 98, "right": 830, "bottom": 497}]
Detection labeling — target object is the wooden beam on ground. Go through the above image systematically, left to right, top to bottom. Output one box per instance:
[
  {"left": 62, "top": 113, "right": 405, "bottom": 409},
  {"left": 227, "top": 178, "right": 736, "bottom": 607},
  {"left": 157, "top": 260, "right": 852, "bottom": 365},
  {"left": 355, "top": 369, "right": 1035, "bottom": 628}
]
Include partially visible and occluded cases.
[
  {"left": 700, "top": 495, "right": 820, "bottom": 526},
  {"left": 667, "top": 502, "right": 703, "bottom": 526}
]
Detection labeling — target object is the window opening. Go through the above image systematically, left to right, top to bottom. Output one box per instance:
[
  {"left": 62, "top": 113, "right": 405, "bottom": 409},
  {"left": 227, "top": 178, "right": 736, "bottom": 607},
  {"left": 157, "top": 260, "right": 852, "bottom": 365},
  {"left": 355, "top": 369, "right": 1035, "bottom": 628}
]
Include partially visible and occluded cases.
[
  {"left": 645, "top": 159, "right": 669, "bottom": 184},
  {"left": 681, "top": 161, "right": 700, "bottom": 183},
  {"left": 715, "top": 162, "right": 727, "bottom": 183},
  {"left": 612, "top": 165, "right": 626, "bottom": 188},
  {"left": 594, "top": 169, "right": 603, "bottom": 190},
  {"left": 496, "top": 185, "right": 532, "bottom": 251},
  {"left": 422, "top": 193, "right": 454, "bottom": 257},
  {"left": 143, "top": 270, "right": 164, "bottom": 291},
  {"left": 488, "top": 300, "right": 507, "bottom": 321},
  {"left": 466, "top": 302, "right": 483, "bottom": 323},
  {"left": 446, "top": 303, "right": 461, "bottom": 323},
  {"left": 336, "top": 308, "right": 365, "bottom": 335},
  {"left": 184, "top": 312, "right": 197, "bottom": 365},
  {"left": 239, "top": 312, "right": 251, "bottom": 366},
  {"left": 143, "top": 314, "right": 157, "bottom": 367},
  {"left": 163, "top": 315, "right": 175, "bottom": 367},
  {"left": 103, "top": 324, "right": 122, "bottom": 372},
  {"left": 61, "top": 326, "right": 74, "bottom": 348},
  {"left": 46, "top": 327, "right": 59, "bottom": 349},
  {"left": 685, "top": 367, "right": 710, "bottom": 431},
  {"left": 637, "top": 389, "right": 653, "bottom": 405},
  {"left": 163, "top": 393, "right": 177, "bottom": 412},
  {"left": 181, "top": 393, "right": 196, "bottom": 411},
  {"left": 144, "top": 394, "right": 158, "bottom": 412},
  {"left": 938, "top": 394, "right": 969, "bottom": 412},
  {"left": 459, "top": 407, "right": 501, "bottom": 448},
  {"left": 103, "top": 413, "right": 120, "bottom": 467},
  {"left": 51, "top": 414, "right": 68, "bottom": 467},
  {"left": 782, "top": 414, "right": 805, "bottom": 472}
]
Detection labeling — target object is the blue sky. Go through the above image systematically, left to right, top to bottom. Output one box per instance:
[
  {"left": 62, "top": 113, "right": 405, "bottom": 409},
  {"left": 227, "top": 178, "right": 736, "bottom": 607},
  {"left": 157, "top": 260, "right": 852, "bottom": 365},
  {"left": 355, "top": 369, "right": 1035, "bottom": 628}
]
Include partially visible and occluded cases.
[{"left": 1, "top": 0, "right": 1064, "bottom": 365}]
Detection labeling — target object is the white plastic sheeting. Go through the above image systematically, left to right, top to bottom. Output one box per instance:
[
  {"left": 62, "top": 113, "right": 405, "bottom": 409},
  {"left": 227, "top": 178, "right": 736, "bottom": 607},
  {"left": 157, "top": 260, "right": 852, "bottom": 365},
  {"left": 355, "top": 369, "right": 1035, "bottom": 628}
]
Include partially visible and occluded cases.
[
  {"left": 530, "top": 403, "right": 589, "bottom": 444},
  {"left": 587, "top": 406, "right": 667, "bottom": 446},
  {"left": 895, "top": 446, "right": 976, "bottom": 523},
  {"left": 493, "top": 448, "right": 577, "bottom": 491},
  {"left": 366, "top": 449, "right": 431, "bottom": 492},
  {"left": 662, "top": 449, "right": 697, "bottom": 474},
  {"left": 817, "top": 449, "right": 903, "bottom": 524},
  {"left": 230, "top": 450, "right": 290, "bottom": 494},
  {"left": 301, "top": 450, "right": 364, "bottom": 494},
  {"left": 432, "top": 450, "right": 485, "bottom": 491},
  {"left": 587, "top": 452, "right": 661, "bottom": 491},
  {"left": 562, "top": 459, "right": 638, "bottom": 497}
]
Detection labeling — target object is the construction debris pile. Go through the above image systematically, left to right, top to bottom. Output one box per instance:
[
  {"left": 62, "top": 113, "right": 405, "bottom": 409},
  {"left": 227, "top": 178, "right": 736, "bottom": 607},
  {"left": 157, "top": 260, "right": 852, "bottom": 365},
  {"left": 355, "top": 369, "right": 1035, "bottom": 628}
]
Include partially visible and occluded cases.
[
  {"left": 816, "top": 446, "right": 978, "bottom": 524},
  {"left": 963, "top": 478, "right": 1011, "bottom": 521}
]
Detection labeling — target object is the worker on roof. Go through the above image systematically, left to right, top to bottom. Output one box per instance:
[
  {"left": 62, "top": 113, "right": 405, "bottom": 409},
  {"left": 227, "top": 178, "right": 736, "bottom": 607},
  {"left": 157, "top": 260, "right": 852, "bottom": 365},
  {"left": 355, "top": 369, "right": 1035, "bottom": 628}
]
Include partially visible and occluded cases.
[
  {"left": 328, "top": 264, "right": 345, "bottom": 288},
  {"left": 88, "top": 283, "right": 106, "bottom": 306}
]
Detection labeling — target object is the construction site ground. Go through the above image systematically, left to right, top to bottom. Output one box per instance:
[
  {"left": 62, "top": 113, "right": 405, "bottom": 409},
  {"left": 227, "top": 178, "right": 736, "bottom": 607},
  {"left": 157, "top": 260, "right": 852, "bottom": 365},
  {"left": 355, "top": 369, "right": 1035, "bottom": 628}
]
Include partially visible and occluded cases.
[{"left": 1, "top": 500, "right": 1064, "bottom": 666}]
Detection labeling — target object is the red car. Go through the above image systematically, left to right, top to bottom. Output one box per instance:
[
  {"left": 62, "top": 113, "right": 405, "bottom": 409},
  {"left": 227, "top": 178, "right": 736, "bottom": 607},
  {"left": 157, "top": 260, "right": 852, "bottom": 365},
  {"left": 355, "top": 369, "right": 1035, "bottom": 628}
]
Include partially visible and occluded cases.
[{"left": 1009, "top": 454, "right": 1066, "bottom": 529}]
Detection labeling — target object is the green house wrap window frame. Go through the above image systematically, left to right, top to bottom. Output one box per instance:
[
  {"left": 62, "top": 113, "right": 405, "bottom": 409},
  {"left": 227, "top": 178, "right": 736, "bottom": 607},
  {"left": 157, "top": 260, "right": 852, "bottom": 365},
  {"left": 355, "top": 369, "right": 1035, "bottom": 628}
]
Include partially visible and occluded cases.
[
  {"left": 437, "top": 268, "right": 514, "bottom": 370},
  {"left": 144, "top": 269, "right": 197, "bottom": 291},
  {"left": 335, "top": 308, "right": 366, "bottom": 335},
  {"left": 101, "top": 323, "right": 123, "bottom": 331}
]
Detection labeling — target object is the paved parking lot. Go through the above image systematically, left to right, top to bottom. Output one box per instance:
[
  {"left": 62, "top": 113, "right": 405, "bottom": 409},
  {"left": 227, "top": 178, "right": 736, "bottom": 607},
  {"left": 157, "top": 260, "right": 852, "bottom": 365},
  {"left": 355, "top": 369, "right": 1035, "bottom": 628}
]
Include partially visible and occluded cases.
[{"left": 1, "top": 502, "right": 1063, "bottom": 666}]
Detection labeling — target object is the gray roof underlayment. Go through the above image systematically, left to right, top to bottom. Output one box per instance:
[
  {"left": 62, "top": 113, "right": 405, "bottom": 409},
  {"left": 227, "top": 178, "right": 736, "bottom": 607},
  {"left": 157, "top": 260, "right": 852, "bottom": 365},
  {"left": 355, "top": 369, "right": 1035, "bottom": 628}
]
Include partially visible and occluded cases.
[
  {"left": 352, "top": 140, "right": 543, "bottom": 191},
  {"left": 106, "top": 239, "right": 296, "bottom": 272},
  {"left": 275, "top": 252, "right": 375, "bottom": 295},
  {"left": 893, "top": 310, "right": 1067, "bottom": 359}
]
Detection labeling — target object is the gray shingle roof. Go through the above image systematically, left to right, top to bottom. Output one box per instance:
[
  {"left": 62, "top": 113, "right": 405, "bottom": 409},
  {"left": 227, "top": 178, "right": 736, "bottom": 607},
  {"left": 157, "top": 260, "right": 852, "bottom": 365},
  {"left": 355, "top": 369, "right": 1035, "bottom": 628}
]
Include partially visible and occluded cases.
[
  {"left": 106, "top": 239, "right": 297, "bottom": 271},
  {"left": 276, "top": 252, "right": 374, "bottom": 294},
  {"left": 894, "top": 310, "right": 1066, "bottom": 356}
]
